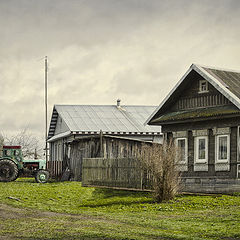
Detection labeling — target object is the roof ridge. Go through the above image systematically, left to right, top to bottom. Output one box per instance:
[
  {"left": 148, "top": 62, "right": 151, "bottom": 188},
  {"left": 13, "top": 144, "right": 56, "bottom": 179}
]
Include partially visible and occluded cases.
[{"left": 54, "top": 104, "right": 157, "bottom": 107}]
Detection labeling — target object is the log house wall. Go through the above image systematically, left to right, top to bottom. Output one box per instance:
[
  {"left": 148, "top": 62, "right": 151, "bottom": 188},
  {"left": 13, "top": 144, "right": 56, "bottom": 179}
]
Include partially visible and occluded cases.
[{"left": 69, "top": 136, "right": 149, "bottom": 181}]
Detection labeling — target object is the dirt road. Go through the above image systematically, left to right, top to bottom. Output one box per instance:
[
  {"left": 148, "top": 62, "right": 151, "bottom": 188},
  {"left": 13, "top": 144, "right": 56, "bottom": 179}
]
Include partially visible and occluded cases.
[{"left": 0, "top": 204, "right": 116, "bottom": 240}]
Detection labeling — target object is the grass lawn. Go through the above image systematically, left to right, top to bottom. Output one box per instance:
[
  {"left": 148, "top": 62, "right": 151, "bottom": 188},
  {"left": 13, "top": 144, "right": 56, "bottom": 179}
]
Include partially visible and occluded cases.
[{"left": 0, "top": 178, "right": 240, "bottom": 240}]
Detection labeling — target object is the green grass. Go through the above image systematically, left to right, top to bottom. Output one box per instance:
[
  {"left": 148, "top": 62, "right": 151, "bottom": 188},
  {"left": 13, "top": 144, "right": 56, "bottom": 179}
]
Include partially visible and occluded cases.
[{"left": 0, "top": 178, "right": 240, "bottom": 240}]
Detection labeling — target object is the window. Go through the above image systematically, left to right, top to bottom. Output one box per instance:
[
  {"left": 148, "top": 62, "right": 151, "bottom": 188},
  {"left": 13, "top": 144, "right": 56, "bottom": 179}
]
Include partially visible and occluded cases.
[
  {"left": 199, "top": 80, "right": 208, "bottom": 93},
  {"left": 238, "top": 126, "right": 240, "bottom": 162},
  {"left": 216, "top": 135, "right": 230, "bottom": 162},
  {"left": 195, "top": 136, "right": 208, "bottom": 163},
  {"left": 176, "top": 138, "right": 188, "bottom": 163},
  {"left": 4, "top": 149, "right": 11, "bottom": 157},
  {"left": 237, "top": 164, "right": 240, "bottom": 179}
]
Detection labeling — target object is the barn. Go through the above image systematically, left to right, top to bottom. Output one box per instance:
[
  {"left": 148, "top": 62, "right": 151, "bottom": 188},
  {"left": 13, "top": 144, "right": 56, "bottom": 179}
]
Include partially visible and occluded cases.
[
  {"left": 146, "top": 64, "right": 240, "bottom": 193},
  {"left": 47, "top": 100, "right": 162, "bottom": 180}
]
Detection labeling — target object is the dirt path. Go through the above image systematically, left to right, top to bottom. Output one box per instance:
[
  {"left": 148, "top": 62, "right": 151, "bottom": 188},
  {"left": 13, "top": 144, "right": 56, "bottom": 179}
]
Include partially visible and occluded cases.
[{"left": 0, "top": 204, "right": 118, "bottom": 240}]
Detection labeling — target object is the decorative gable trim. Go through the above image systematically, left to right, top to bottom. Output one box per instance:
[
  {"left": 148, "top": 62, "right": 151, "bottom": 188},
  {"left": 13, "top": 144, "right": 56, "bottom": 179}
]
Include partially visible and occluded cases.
[
  {"left": 146, "top": 64, "right": 240, "bottom": 125},
  {"left": 192, "top": 64, "right": 240, "bottom": 109},
  {"left": 172, "top": 131, "right": 187, "bottom": 138}
]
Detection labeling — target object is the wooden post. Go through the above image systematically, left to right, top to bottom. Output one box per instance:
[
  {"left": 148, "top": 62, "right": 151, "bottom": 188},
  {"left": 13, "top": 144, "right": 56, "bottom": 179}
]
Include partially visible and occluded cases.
[
  {"left": 45, "top": 56, "right": 48, "bottom": 162},
  {"left": 100, "top": 130, "right": 103, "bottom": 157}
]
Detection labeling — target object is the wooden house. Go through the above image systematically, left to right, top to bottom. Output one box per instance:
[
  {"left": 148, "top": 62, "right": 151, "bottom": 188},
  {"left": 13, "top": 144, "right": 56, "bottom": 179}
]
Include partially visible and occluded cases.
[
  {"left": 146, "top": 64, "right": 240, "bottom": 193},
  {"left": 47, "top": 100, "right": 162, "bottom": 180}
]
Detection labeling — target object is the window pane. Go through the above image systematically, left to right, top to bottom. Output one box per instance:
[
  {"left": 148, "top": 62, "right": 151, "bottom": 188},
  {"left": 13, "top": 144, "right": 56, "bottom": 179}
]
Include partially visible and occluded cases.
[
  {"left": 199, "top": 80, "right": 208, "bottom": 92},
  {"left": 201, "top": 82, "right": 206, "bottom": 91},
  {"left": 218, "top": 136, "right": 227, "bottom": 160},
  {"left": 198, "top": 138, "right": 206, "bottom": 159},
  {"left": 177, "top": 139, "right": 185, "bottom": 162}
]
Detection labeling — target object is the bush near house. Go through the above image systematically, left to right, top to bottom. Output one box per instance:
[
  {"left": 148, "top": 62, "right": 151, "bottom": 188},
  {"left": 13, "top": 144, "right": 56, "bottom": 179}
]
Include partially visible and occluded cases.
[{"left": 140, "top": 141, "right": 181, "bottom": 202}]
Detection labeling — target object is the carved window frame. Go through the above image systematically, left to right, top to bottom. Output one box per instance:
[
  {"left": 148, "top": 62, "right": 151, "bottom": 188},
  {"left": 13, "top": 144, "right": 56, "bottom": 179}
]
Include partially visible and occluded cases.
[
  {"left": 238, "top": 126, "right": 240, "bottom": 162},
  {"left": 215, "top": 134, "right": 230, "bottom": 163},
  {"left": 195, "top": 136, "right": 208, "bottom": 163},
  {"left": 175, "top": 137, "right": 188, "bottom": 164}
]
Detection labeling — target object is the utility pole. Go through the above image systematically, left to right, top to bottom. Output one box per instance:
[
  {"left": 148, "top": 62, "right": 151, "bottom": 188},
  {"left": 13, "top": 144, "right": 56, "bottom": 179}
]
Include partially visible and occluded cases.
[{"left": 45, "top": 56, "right": 48, "bottom": 162}]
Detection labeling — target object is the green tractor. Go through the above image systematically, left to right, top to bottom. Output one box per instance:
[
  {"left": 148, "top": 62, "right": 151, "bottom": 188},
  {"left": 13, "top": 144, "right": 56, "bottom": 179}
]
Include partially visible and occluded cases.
[{"left": 0, "top": 146, "right": 49, "bottom": 183}]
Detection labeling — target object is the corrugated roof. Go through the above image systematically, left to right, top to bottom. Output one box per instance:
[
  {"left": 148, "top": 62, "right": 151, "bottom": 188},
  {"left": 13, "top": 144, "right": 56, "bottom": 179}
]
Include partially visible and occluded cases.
[
  {"left": 202, "top": 67, "right": 240, "bottom": 100},
  {"left": 48, "top": 104, "right": 161, "bottom": 139}
]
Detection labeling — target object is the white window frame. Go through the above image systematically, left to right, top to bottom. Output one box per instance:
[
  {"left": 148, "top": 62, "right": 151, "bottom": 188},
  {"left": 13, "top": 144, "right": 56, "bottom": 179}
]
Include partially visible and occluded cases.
[
  {"left": 199, "top": 80, "right": 209, "bottom": 93},
  {"left": 238, "top": 126, "right": 240, "bottom": 162},
  {"left": 215, "top": 134, "right": 230, "bottom": 163},
  {"left": 195, "top": 136, "right": 208, "bottom": 163},
  {"left": 175, "top": 137, "right": 188, "bottom": 164},
  {"left": 237, "top": 164, "right": 240, "bottom": 179}
]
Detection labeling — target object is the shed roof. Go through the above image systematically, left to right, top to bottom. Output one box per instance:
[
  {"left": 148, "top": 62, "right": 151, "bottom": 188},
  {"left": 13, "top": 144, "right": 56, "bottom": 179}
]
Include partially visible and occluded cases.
[
  {"left": 146, "top": 64, "right": 240, "bottom": 125},
  {"left": 48, "top": 104, "right": 161, "bottom": 139},
  {"left": 150, "top": 105, "right": 240, "bottom": 124}
]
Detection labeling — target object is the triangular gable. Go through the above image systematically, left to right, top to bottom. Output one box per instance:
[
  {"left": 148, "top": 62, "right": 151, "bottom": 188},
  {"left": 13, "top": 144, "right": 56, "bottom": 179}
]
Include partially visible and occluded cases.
[
  {"left": 146, "top": 64, "right": 240, "bottom": 125},
  {"left": 48, "top": 106, "right": 71, "bottom": 139},
  {"left": 48, "top": 106, "right": 58, "bottom": 139},
  {"left": 55, "top": 115, "right": 70, "bottom": 135}
]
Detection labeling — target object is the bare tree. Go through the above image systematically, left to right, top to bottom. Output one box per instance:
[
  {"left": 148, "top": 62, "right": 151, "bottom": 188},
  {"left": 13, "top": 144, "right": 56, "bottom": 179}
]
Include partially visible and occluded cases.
[
  {"left": 2, "top": 128, "right": 43, "bottom": 159},
  {"left": 0, "top": 134, "right": 4, "bottom": 157},
  {"left": 139, "top": 140, "right": 181, "bottom": 202}
]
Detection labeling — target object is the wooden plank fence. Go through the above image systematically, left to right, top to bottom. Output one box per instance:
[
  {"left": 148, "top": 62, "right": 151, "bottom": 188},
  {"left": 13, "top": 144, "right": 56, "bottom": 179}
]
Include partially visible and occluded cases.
[
  {"left": 82, "top": 158, "right": 153, "bottom": 191},
  {"left": 47, "top": 160, "right": 63, "bottom": 179}
]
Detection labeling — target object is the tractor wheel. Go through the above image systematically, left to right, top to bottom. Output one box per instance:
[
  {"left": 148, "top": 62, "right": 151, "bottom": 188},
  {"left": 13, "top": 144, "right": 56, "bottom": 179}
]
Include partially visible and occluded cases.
[
  {"left": 0, "top": 159, "right": 19, "bottom": 182},
  {"left": 35, "top": 170, "right": 49, "bottom": 183}
]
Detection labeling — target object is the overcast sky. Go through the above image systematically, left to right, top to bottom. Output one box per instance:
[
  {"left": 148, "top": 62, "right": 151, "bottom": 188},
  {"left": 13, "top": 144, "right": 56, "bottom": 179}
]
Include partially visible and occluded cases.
[{"left": 0, "top": 0, "right": 240, "bottom": 141}]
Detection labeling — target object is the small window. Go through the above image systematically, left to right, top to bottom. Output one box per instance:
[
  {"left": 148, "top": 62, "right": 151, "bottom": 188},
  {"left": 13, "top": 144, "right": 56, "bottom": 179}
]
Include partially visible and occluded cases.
[
  {"left": 199, "top": 80, "right": 208, "bottom": 93},
  {"left": 216, "top": 135, "right": 230, "bottom": 162},
  {"left": 195, "top": 136, "right": 208, "bottom": 163},
  {"left": 176, "top": 138, "right": 188, "bottom": 163},
  {"left": 4, "top": 149, "right": 11, "bottom": 157},
  {"left": 4, "top": 150, "right": 8, "bottom": 156},
  {"left": 15, "top": 150, "right": 20, "bottom": 156},
  {"left": 237, "top": 164, "right": 240, "bottom": 179}
]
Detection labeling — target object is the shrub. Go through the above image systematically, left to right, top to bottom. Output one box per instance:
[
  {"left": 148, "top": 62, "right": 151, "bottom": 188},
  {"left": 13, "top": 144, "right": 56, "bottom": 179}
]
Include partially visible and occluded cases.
[{"left": 139, "top": 140, "right": 180, "bottom": 202}]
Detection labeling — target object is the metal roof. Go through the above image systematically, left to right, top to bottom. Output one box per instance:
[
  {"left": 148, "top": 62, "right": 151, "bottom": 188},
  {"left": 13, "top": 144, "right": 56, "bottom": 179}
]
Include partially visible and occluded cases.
[
  {"left": 146, "top": 64, "right": 240, "bottom": 125},
  {"left": 202, "top": 66, "right": 240, "bottom": 100},
  {"left": 48, "top": 104, "right": 161, "bottom": 139}
]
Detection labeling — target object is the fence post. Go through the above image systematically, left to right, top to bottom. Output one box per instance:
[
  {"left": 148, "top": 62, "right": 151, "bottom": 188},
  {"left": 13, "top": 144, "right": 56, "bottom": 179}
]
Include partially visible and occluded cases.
[{"left": 100, "top": 130, "right": 103, "bottom": 157}]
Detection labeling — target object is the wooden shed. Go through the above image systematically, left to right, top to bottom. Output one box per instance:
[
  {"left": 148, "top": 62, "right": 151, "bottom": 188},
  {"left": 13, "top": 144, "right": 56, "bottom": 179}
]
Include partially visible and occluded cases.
[
  {"left": 147, "top": 64, "right": 240, "bottom": 193},
  {"left": 47, "top": 101, "right": 162, "bottom": 180}
]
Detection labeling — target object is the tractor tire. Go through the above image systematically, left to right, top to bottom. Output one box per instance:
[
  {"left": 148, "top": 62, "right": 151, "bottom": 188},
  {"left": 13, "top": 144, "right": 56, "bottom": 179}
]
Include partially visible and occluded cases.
[
  {"left": 0, "top": 159, "right": 19, "bottom": 182},
  {"left": 35, "top": 170, "right": 49, "bottom": 183}
]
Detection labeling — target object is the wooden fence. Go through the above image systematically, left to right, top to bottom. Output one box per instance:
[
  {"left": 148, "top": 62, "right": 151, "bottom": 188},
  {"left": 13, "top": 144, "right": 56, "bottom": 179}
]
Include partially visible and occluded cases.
[
  {"left": 82, "top": 158, "right": 153, "bottom": 191},
  {"left": 47, "top": 160, "right": 63, "bottom": 179}
]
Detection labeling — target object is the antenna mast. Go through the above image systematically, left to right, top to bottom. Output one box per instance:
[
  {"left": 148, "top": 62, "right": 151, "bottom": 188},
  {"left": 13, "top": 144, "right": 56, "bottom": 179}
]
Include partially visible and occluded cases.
[{"left": 45, "top": 56, "right": 48, "bottom": 162}]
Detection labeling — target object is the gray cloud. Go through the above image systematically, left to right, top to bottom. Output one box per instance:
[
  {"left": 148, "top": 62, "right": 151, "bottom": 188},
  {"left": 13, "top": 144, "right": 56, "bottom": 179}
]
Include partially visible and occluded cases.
[{"left": 0, "top": 0, "right": 240, "bottom": 142}]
